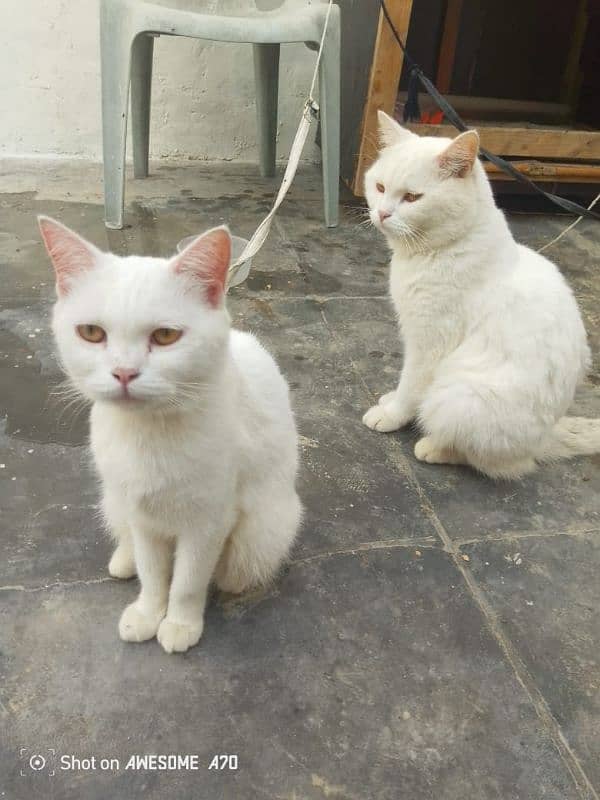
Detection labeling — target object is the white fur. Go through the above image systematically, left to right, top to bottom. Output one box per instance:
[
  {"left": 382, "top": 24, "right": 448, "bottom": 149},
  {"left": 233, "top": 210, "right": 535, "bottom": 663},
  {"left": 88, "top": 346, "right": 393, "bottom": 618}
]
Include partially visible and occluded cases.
[
  {"left": 362, "top": 112, "right": 600, "bottom": 479},
  {"left": 43, "top": 219, "right": 301, "bottom": 652}
]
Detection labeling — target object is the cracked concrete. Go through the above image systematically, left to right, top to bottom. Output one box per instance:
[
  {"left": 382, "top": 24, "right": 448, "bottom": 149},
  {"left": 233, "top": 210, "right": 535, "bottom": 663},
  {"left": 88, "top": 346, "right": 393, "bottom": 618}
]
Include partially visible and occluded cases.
[{"left": 1, "top": 160, "right": 600, "bottom": 799}]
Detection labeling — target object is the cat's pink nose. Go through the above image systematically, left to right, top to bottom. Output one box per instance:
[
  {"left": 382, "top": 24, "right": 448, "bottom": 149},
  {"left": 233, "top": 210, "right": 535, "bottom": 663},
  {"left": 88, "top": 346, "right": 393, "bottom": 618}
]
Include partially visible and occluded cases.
[
  {"left": 379, "top": 210, "right": 392, "bottom": 222},
  {"left": 112, "top": 368, "right": 140, "bottom": 387}
]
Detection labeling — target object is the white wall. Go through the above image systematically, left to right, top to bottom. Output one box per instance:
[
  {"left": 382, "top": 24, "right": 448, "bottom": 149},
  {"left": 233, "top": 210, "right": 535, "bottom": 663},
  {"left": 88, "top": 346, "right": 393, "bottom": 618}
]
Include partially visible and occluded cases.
[{"left": 0, "top": 0, "right": 318, "bottom": 161}]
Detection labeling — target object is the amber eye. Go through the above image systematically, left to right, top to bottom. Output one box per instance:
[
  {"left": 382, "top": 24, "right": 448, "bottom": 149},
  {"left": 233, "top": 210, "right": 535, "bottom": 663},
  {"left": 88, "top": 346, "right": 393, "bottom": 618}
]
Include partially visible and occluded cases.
[
  {"left": 376, "top": 182, "right": 385, "bottom": 193},
  {"left": 403, "top": 192, "right": 423, "bottom": 203},
  {"left": 77, "top": 324, "right": 106, "bottom": 343},
  {"left": 151, "top": 328, "right": 183, "bottom": 346}
]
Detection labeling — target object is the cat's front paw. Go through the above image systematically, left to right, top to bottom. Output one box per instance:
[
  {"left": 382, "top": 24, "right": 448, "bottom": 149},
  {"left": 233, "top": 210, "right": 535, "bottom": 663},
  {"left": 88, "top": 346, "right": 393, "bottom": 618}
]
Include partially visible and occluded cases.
[
  {"left": 378, "top": 391, "right": 398, "bottom": 406},
  {"left": 362, "top": 403, "right": 408, "bottom": 433},
  {"left": 108, "top": 544, "right": 136, "bottom": 580},
  {"left": 119, "top": 602, "right": 165, "bottom": 643},
  {"left": 157, "top": 618, "right": 204, "bottom": 654}
]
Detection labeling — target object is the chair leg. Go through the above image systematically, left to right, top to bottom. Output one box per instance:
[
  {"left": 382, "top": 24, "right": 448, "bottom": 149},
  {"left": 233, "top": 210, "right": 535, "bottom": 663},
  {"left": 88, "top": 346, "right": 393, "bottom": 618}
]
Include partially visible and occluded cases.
[
  {"left": 100, "top": 3, "right": 134, "bottom": 229},
  {"left": 318, "top": 6, "right": 341, "bottom": 228},
  {"left": 131, "top": 34, "right": 154, "bottom": 179},
  {"left": 253, "top": 43, "right": 280, "bottom": 178}
]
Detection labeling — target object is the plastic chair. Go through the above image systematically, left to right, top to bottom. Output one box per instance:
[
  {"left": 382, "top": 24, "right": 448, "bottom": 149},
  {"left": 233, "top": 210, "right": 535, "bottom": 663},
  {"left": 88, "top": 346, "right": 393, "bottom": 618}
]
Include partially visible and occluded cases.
[{"left": 100, "top": 0, "right": 340, "bottom": 229}]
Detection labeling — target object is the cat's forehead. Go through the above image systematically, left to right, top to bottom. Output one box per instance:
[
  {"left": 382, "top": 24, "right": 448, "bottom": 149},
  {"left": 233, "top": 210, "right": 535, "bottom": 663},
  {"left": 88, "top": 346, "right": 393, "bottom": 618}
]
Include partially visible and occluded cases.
[
  {"left": 374, "top": 136, "right": 448, "bottom": 185},
  {"left": 60, "top": 253, "right": 194, "bottom": 324},
  {"left": 105, "top": 253, "right": 170, "bottom": 281},
  {"left": 91, "top": 255, "right": 174, "bottom": 299}
]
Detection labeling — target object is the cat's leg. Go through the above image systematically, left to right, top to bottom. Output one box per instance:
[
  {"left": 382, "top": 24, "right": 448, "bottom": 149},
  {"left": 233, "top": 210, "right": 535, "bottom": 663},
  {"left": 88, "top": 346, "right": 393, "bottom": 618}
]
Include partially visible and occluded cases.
[
  {"left": 363, "top": 355, "right": 431, "bottom": 433},
  {"left": 419, "top": 375, "right": 539, "bottom": 480},
  {"left": 363, "top": 382, "right": 418, "bottom": 432},
  {"left": 378, "top": 390, "right": 399, "bottom": 406},
  {"left": 414, "top": 435, "right": 534, "bottom": 477},
  {"left": 414, "top": 436, "right": 467, "bottom": 465},
  {"left": 467, "top": 454, "right": 537, "bottom": 480},
  {"left": 102, "top": 485, "right": 136, "bottom": 579},
  {"left": 214, "top": 487, "right": 301, "bottom": 595},
  {"left": 119, "top": 529, "right": 172, "bottom": 643},
  {"left": 157, "top": 530, "right": 225, "bottom": 654},
  {"left": 108, "top": 531, "right": 136, "bottom": 580}
]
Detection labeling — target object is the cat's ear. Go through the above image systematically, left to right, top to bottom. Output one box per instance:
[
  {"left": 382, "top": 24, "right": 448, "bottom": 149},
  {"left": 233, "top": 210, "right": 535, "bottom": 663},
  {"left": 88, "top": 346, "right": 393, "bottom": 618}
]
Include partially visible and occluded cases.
[
  {"left": 377, "top": 110, "right": 415, "bottom": 148},
  {"left": 438, "top": 130, "right": 480, "bottom": 178},
  {"left": 38, "top": 216, "right": 100, "bottom": 296},
  {"left": 172, "top": 226, "right": 231, "bottom": 308}
]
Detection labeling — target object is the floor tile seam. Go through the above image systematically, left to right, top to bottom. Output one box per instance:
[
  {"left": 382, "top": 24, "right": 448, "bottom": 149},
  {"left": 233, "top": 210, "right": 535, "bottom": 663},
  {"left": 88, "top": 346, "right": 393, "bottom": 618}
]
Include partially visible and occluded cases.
[
  {"left": 455, "top": 526, "right": 600, "bottom": 547},
  {"left": 290, "top": 536, "right": 441, "bottom": 567}
]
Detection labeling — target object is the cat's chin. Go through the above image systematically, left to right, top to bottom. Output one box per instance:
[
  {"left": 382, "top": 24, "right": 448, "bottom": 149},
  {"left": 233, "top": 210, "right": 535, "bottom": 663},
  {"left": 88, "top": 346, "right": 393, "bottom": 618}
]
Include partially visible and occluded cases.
[
  {"left": 99, "top": 393, "right": 152, "bottom": 409},
  {"left": 99, "top": 393, "right": 185, "bottom": 414}
]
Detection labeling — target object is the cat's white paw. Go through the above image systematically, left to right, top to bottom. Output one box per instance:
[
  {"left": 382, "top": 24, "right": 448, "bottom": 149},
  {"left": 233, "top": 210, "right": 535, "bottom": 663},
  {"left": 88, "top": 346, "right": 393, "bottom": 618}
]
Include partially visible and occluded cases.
[
  {"left": 378, "top": 391, "right": 398, "bottom": 406},
  {"left": 362, "top": 404, "right": 406, "bottom": 433},
  {"left": 414, "top": 436, "right": 464, "bottom": 465},
  {"left": 108, "top": 545, "right": 136, "bottom": 579},
  {"left": 215, "top": 570, "right": 253, "bottom": 595},
  {"left": 119, "top": 602, "right": 165, "bottom": 643},
  {"left": 157, "top": 618, "right": 204, "bottom": 654}
]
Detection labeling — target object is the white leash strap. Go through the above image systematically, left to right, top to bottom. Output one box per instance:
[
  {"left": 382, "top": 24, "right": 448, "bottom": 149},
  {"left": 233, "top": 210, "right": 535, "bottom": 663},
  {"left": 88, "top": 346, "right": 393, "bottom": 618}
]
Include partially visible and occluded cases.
[{"left": 227, "top": 0, "right": 334, "bottom": 289}]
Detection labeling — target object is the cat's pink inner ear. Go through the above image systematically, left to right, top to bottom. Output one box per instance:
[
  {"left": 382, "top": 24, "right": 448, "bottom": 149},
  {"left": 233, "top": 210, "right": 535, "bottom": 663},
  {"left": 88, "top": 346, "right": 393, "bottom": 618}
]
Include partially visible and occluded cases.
[
  {"left": 438, "top": 130, "right": 480, "bottom": 178},
  {"left": 38, "top": 216, "right": 98, "bottom": 295},
  {"left": 173, "top": 226, "right": 231, "bottom": 308}
]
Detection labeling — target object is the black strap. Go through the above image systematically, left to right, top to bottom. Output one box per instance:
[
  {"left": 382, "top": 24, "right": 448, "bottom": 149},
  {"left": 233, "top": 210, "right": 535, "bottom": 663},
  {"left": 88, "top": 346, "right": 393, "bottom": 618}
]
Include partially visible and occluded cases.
[{"left": 379, "top": 0, "right": 600, "bottom": 221}]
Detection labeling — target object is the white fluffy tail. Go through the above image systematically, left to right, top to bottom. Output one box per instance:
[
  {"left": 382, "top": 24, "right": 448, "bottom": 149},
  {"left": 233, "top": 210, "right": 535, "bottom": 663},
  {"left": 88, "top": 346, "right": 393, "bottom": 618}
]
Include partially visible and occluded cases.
[{"left": 539, "top": 416, "right": 600, "bottom": 461}]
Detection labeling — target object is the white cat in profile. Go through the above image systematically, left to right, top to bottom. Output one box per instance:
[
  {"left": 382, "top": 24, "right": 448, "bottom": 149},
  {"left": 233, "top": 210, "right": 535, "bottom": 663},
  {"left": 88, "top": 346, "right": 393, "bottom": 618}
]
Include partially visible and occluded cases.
[
  {"left": 363, "top": 111, "right": 600, "bottom": 479},
  {"left": 40, "top": 218, "right": 301, "bottom": 653}
]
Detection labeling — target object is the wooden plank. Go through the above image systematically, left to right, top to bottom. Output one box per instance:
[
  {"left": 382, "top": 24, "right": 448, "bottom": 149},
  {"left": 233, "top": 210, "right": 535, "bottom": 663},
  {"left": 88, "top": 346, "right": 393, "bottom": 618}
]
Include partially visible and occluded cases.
[
  {"left": 351, "top": 0, "right": 414, "bottom": 195},
  {"left": 435, "top": 0, "right": 463, "bottom": 93},
  {"left": 396, "top": 93, "right": 571, "bottom": 124},
  {"left": 407, "top": 123, "right": 600, "bottom": 160},
  {"left": 351, "top": 160, "right": 600, "bottom": 196},
  {"left": 484, "top": 161, "right": 600, "bottom": 183}
]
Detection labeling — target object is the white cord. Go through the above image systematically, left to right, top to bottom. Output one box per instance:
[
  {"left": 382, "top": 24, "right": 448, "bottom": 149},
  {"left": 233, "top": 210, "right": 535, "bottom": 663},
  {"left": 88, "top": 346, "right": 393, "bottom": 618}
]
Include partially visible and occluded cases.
[
  {"left": 227, "top": 0, "right": 334, "bottom": 287},
  {"left": 308, "top": 0, "right": 334, "bottom": 105},
  {"left": 537, "top": 190, "right": 600, "bottom": 253}
]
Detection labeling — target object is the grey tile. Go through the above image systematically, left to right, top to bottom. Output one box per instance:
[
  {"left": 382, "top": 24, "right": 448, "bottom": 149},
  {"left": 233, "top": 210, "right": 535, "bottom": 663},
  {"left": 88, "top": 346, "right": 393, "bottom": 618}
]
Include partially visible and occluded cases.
[
  {"left": 278, "top": 202, "right": 390, "bottom": 297},
  {"left": 319, "top": 295, "right": 403, "bottom": 394},
  {"left": 296, "top": 411, "right": 439, "bottom": 555},
  {"left": 0, "top": 426, "right": 106, "bottom": 588},
  {"left": 412, "top": 453, "right": 600, "bottom": 541},
  {"left": 464, "top": 532, "right": 600, "bottom": 788},
  {"left": 0, "top": 547, "right": 583, "bottom": 800}
]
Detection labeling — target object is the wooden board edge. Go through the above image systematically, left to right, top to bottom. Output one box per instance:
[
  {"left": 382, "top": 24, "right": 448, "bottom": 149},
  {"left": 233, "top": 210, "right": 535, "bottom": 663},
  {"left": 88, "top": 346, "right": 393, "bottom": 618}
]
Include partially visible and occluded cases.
[
  {"left": 351, "top": 0, "right": 415, "bottom": 196},
  {"left": 407, "top": 123, "right": 600, "bottom": 160}
]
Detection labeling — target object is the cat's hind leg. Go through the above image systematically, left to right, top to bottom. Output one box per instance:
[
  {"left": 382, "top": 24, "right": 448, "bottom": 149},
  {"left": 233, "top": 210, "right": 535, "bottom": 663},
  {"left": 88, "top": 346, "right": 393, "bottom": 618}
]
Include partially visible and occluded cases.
[
  {"left": 418, "top": 372, "right": 541, "bottom": 480},
  {"left": 415, "top": 433, "right": 535, "bottom": 478},
  {"left": 413, "top": 435, "right": 535, "bottom": 478},
  {"left": 414, "top": 436, "right": 467, "bottom": 466},
  {"left": 467, "top": 453, "right": 536, "bottom": 480},
  {"left": 214, "top": 487, "right": 302, "bottom": 595}
]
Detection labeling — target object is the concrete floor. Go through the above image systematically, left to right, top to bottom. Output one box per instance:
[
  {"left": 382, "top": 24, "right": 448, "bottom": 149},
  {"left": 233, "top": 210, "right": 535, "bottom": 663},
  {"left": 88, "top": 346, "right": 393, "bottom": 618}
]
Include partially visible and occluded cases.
[{"left": 1, "top": 160, "right": 600, "bottom": 800}]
